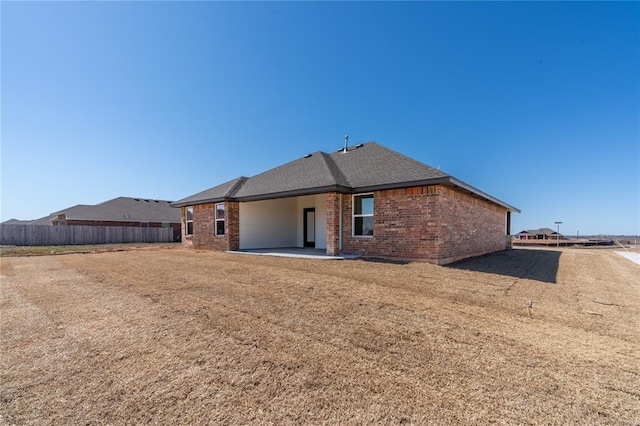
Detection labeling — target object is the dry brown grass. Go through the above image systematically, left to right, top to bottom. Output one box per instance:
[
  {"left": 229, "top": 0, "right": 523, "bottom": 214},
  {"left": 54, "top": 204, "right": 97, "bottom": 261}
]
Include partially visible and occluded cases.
[{"left": 1, "top": 247, "right": 638, "bottom": 424}]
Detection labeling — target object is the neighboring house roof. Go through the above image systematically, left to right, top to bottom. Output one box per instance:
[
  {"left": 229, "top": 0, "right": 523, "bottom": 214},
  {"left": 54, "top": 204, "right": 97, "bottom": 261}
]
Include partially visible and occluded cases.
[
  {"left": 172, "top": 142, "right": 520, "bottom": 212},
  {"left": 29, "top": 197, "right": 181, "bottom": 225},
  {"left": 0, "top": 219, "right": 31, "bottom": 225},
  {"left": 517, "top": 228, "right": 561, "bottom": 236},
  {"left": 531, "top": 228, "right": 558, "bottom": 235},
  {"left": 538, "top": 228, "right": 558, "bottom": 235}
]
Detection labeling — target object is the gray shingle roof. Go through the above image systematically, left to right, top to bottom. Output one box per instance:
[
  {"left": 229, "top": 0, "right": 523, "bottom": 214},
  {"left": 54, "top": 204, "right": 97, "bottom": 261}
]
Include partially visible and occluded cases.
[
  {"left": 172, "top": 142, "right": 519, "bottom": 212},
  {"left": 329, "top": 142, "right": 448, "bottom": 188},
  {"left": 232, "top": 150, "right": 353, "bottom": 199},
  {"left": 170, "top": 177, "right": 248, "bottom": 207},
  {"left": 29, "top": 197, "right": 181, "bottom": 224},
  {"left": 0, "top": 219, "right": 30, "bottom": 225},
  {"left": 516, "top": 228, "right": 560, "bottom": 236},
  {"left": 530, "top": 228, "right": 558, "bottom": 235}
]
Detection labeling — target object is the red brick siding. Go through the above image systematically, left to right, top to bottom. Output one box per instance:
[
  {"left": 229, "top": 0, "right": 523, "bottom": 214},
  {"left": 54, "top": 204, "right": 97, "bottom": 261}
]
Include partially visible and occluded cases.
[
  {"left": 341, "top": 185, "right": 507, "bottom": 264},
  {"left": 434, "top": 186, "right": 507, "bottom": 264},
  {"left": 326, "top": 192, "right": 341, "bottom": 256},
  {"left": 183, "top": 202, "right": 237, "bottom": 250},
  {"left": 226, "top": 202, "right": 240, "bottom": 251},
  {"left": 193, "top": 204, "right": 221, "bottom": 250}
]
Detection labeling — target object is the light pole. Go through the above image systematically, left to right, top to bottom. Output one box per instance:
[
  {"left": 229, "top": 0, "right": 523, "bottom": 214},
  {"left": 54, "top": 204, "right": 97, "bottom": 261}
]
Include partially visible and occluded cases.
[{"left": 555, "top": 221, "right": 562, "bottom": 247}]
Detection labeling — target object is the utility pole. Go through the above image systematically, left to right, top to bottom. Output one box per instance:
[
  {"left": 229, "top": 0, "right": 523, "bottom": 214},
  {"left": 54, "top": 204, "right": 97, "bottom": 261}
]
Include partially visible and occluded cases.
[{"left": 555, "top": 221, "right": 563, "bottom": 247}]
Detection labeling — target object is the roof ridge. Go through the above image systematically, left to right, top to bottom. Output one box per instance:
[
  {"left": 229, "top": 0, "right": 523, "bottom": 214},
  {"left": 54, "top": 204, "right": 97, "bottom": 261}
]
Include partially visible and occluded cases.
[
  {"left": 367, "top": 141, "right": 449, "bottom": 176},
  {"left": 319, "top": 152, "right": 351, "bottom": 187},
  {"left": 227, "top": 176, "right": 249, "bottom": 198},
  {"left": 125, "top": 196, "right": 174, "bottom": 203}
]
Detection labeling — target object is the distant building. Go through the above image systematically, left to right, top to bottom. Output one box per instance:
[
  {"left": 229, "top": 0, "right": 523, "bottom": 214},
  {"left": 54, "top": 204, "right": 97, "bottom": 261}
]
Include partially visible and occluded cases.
[
  {"left": 24, "top": 197, "right": 182, "bottom": 241},
  {"left": 0, "top": 219, "right": 31, "bottom": 225},
  {"left": 514, "top": 228, "right": 562, "bottom": 240}
]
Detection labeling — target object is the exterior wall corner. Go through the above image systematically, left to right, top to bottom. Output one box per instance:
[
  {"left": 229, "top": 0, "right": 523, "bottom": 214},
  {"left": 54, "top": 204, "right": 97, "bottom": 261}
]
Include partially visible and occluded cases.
[{"left": 325, "top": 192, "right": 341, "bottom": 256}]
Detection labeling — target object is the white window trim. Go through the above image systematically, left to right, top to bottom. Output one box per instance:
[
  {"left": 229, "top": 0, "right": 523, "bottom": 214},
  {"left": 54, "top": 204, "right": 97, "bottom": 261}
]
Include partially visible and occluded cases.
[
  {"left": 352, "top": 193, "right": 374, "bottom": 238},
  {"left": 215, "top": 203, "right": 225, "bottom": 236},
  {"left": 185, "top": 206, "right": 194, "bottom": 236}
]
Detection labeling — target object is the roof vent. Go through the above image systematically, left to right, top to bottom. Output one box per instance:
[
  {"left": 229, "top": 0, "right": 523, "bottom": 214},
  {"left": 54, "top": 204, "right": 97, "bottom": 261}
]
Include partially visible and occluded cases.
[
  {"left": 342, "top": 134, "right": 349, "bottom": 153},
  {"left": 355, "top": 143, "right": 364, "bottom": 149},
  {"left": 303, "top": 153, "right": 312, "bottom": 158}
]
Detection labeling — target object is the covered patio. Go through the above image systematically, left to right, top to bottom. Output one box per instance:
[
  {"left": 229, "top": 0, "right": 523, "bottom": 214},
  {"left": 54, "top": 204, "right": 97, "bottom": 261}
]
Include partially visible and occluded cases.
[{"left": 238, "top": 193, "right": 334, "bottom": 251}]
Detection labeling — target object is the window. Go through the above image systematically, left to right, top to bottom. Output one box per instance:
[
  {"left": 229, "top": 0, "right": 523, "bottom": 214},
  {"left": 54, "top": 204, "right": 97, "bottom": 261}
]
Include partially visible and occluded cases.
[
  {"left": 353, "top": 193, "right": 374, "bottom": 236},
  {"left": 215, "top": 203, "right": 225, "bottom": 236},
  {"left": 186, "top": 207, "right": 194, "bottom": 236}
]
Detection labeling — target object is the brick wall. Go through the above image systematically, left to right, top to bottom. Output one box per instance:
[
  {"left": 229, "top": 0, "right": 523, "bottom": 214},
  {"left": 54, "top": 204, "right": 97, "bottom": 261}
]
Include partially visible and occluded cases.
[
  {"left": 341, "top": 185, "right": 507, "bottom": 264},
  {"left": 433, "top": 186, "right": 507, "bottom": 264},
  {"left": 326, "top": 192, "right": 341, "bottom": 256},
  {"left": 226, "top": 201, "right": 240, "bottom": 251},
  {"left": 183, "top": 202, "right": 238, "bottom": 250}
]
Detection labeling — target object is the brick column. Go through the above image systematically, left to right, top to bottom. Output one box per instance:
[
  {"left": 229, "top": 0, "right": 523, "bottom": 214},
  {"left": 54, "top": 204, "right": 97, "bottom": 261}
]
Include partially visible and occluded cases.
[
  {"left": 326, "top": 192, "right": 341, "bottom": 256},
  {"left": 226, "top": 201, "right": 240, "bottom": 251}
]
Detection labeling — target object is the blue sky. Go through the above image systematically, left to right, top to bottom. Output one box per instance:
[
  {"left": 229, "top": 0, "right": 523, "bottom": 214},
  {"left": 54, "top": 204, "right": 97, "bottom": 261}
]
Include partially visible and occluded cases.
[{"left": 1, "top": 1, "right": 638, "bottom": 236}]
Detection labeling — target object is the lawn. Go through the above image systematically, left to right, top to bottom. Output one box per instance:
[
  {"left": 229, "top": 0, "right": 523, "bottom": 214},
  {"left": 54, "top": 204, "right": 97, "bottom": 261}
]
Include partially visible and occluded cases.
[{"left": 1, "top": 247, "right": 638, "bottom": 424}]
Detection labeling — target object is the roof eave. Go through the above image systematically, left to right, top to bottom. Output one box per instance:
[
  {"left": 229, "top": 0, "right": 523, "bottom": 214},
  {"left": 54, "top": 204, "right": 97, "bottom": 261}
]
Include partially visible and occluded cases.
[
  {"left": 171, "top": 177, "right": 520, "bottom": 213},
  {"left": 352, "top": 177, "right": 519, "bottom": 212},
  {"left": 446, "top": 177, "right": 520, "bottom": 213},
  {"left": 351, "top": 178, "right": 450, "bottom": 194},
  {"left": 170, "top": 184, "right": 353, "bottom": 206},
  {"left": 235, "top": 185, "right": 353, "bottom": 202},
  {"left": 170, "top": 198, "right": 228, "bottom": 208}
]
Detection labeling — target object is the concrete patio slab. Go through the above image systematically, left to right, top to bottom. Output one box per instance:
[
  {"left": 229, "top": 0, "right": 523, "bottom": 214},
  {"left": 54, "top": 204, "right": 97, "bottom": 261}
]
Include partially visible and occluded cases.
[
  {"left": 228, "top": 247, "right": 360, "bottom": 260},
  {"left": 615, "top": 251, "right": 640, "bottom": 265}
]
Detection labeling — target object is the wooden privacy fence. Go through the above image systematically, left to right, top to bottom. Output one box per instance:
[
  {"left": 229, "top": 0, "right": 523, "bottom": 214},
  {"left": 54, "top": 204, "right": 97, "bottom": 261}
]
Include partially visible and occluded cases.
[{"left": 0, "top": 224, "right": 173, "bottom": 246}]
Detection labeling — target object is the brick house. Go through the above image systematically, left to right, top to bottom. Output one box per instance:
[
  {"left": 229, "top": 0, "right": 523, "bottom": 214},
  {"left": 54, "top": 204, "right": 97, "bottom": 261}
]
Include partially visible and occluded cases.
[
  {"left": 171, "top": 142, "right": 519, "bottom": 264},
  {"left": 29, "top": 197, "right": 182, "bottom": 241},
  {"left": 514, "top": 228, "right": 561, "bottom": 240}
]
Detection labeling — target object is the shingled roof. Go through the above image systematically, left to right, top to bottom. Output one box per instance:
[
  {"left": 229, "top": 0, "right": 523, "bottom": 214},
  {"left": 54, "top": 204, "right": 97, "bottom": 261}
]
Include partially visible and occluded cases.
[
  {"left": 172, "top": 142, "right": 519, "bottom": 212},
  {"left": 30, "top": 197, "right": 181, "bottom": 225},
  {"left": 519, "top": 228, "right": 559, "bottom": 236}
]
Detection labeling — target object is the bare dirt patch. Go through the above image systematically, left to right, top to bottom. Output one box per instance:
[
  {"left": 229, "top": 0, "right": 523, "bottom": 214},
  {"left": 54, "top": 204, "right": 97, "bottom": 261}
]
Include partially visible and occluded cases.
[{"left": 1, "top": 247, "right": 638, "bottom": 424}]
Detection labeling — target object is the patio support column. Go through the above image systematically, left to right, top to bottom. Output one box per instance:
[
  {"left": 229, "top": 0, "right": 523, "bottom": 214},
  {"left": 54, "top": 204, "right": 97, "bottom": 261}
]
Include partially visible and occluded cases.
[
  {"left": 326, "top": 192, "right": 341, "bottom": 256},
  {"left": 226, "top": 201, "right": 240, "bottom": 251}
]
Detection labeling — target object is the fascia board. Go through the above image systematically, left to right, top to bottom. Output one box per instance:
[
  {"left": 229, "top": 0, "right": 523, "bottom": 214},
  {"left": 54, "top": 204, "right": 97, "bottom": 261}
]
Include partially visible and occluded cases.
[
  {"left": 171, "top": 177, "right": 520, "bottom": 213},
  {"left": 352, "top": 177, "right": 520, "bottom": 213},
  {"left": 447, "top": 177, "right": 521, "bottom": 213},
  {"left": 234, "top": 185, "right": 353, "bottom": 202},
  {"left": 170, "top": 198, "right": 226, "bottom": 208}
]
